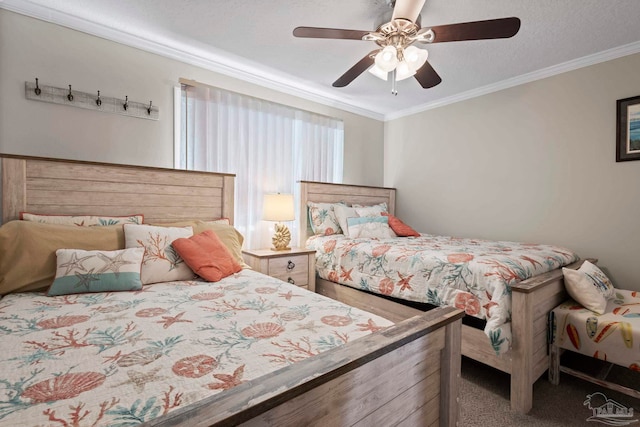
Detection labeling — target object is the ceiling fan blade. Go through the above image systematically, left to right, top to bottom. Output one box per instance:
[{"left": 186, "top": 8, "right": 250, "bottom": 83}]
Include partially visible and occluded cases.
[
  {"left": 392, "top": 0, "right": 426, "bottom": 23},
  {"left": 429, "top": 17, "right": 521, "bottom": 43},
  {"left": 293, "top": 26, "right": 370, "bottom": 40},
  {"left": 333, "top": 51, "right": 378, "bottom": 87},
  {"left": 414, "top": 60, "right": 442, "bottom": 88}
]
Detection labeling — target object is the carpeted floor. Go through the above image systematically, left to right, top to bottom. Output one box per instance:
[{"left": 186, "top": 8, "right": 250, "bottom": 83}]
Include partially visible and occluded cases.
[{"left": 459, "top": 353, "right": 640, "bottom": 426}]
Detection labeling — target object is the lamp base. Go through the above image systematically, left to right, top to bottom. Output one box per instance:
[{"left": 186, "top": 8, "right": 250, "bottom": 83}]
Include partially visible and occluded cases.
[{"left": 271, "top": 223, "right": 292, "bottom": 251}]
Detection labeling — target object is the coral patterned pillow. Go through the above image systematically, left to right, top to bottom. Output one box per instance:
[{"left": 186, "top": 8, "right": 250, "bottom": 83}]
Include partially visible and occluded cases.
[
  {"left": 308, "top": 202, "right": 342, "bottom": 235},
  {"left": 21, "top": 212, "right": 143, "bottom": 226},
  {"left": 381, "top": 212, "right": 420, "bottom": 237},
  {"left": 124, "top": 224, "right": 195, "bottom": 285},
  {"left": 172, "top": 230, "right": 242, "bottom": 282}
]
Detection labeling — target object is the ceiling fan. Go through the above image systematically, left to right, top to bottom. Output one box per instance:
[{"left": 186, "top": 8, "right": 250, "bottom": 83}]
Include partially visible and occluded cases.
[{"left": 293, "top": 0, "right": 520, "bottom": 95}]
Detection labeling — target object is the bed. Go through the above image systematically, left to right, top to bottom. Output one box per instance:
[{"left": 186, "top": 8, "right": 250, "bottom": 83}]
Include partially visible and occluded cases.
[
  {"left": 0, "top": 154, "right": 464, "bottom": 427},
  {"left": 299, "top": 180, "right": 590, "bottom": 414}
]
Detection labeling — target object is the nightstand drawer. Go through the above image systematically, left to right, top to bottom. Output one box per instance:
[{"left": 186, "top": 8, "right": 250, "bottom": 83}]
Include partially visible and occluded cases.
[
  {"left": 242, "top": 248, "right": 315, "bottom": 292},
  {"left": 268, "top": 255, "right": 309, "bottom": 286}
]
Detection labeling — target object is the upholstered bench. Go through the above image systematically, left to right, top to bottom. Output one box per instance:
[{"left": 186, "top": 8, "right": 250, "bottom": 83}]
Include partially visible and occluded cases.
[{"left": 548, "top": 261, "right": 640, "bottom": 398}]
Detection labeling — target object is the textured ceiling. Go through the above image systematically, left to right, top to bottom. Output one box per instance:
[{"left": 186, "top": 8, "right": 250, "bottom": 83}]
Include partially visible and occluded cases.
[{"left": 4, "top": 0, "right": 640, "bottom": 120}]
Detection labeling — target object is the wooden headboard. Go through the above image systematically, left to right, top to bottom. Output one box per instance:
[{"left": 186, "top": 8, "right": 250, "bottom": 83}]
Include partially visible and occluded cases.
[
  {"left": 0, "top": 154, "right": 235, "bottom": 225},
  {"left": 299, "top": 180, "right": 396, "bottom": 246}
]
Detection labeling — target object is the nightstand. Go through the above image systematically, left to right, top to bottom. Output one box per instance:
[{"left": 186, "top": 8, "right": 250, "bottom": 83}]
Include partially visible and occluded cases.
[{"left": 242, "top": 247, "right": 316, "bottom": 292}]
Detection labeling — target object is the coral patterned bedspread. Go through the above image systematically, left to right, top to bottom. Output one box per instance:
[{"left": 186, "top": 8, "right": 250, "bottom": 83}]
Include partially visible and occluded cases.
[
  {"left": 307, "top": 233, "right": 578, "bottom": 354},
  {"left": 0, "top": 269, "right": 392, "bottom": 426}
]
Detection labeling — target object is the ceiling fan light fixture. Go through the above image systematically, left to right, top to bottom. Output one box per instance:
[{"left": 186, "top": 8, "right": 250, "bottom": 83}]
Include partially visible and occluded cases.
[
  {"left": 375, "top": 45, "right": 398, "bottom": 72},
  {"left": 403, "top": 45, "right": 428, "bottom": 71},
  {"left": 395, "top": 60, "right": 416, "bottom": 81},
  {"left": 368, "top": 64, "right": 389, "bottom": 81}
]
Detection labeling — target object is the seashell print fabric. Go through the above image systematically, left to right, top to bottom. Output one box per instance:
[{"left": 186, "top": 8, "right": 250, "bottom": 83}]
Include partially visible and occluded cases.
[
  {"left": 307, "top": 233, "right": 579, "bottom": 354},
  {"left": 0, "top": 269, "right": 392, "bottom": 426},
  {"left": 550, "top": 290, "right": 640, "bottom": 371}
]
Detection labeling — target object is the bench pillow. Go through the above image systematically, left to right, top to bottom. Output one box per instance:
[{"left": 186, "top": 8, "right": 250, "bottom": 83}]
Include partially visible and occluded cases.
[{"left": 48, "top": 248, "right": 144, "bottom": 296}]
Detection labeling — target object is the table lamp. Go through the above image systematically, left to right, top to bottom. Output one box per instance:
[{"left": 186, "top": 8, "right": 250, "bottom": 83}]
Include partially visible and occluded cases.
[{"left": 263, "top": 193, "right": 295, "bottom": 250}]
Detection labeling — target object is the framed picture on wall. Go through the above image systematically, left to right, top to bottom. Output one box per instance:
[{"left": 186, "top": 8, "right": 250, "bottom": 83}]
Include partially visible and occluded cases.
[{"left": 616, "top": 95, "right": 640, "bottom": 162}]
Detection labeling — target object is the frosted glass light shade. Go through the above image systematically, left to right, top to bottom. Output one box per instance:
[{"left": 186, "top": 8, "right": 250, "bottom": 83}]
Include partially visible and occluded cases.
[
  {"left": 375, "top": 46, "right": 399, "bottom": 72},
  {"left": 403, "top": 46, "right": 428, "bottom": 71},
  {"left": 395, "top": 61, "right": 417, "bottom": 81},
  {"left": 368, "top": 64, "right": 389, "bottom": 81},
  {"left": 263, "top": 193, "right": 295, "bottom": 222}
]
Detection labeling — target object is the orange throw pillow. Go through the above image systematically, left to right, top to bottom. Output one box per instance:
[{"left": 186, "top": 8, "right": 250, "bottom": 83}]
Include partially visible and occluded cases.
[
  {"left": 381, "top": 212, "right": 420, "bottom": 237},
  {"left": 172, "top": 230, "right": 242, "bottom": 282}
]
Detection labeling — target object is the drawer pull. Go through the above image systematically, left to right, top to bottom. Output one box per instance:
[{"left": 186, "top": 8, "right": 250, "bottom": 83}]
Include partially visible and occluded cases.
[
  {"left": 287, "top": 260, "right": 295, "bottom": 271},
  {"left": 287, "top": 277, "right": 295, "bottom": 284}
]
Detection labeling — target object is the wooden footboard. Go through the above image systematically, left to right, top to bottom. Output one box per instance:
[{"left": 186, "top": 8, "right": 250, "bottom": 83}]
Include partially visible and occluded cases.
[
  {"left": 449, "top": 258, "right": 590, "bottom": 413},
  {"left": 508, "top": 258, "right": 592, "bottom": 413},
  {"left": 149, "top": 306, "right": 464, "bottom": 427}
]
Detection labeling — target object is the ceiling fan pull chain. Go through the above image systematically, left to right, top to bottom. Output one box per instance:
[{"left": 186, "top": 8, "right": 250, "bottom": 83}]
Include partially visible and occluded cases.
[{"left": 391, "top": 69, "right": 398, "bottom": 95}]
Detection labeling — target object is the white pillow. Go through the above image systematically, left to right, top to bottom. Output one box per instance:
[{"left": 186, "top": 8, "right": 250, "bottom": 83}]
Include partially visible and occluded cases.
[
  {"left": 354, "top": 202, "right": 388, "bottom": 216},
  {"left": 333, "top": 204, "right": 359, "bottom": 236},
  {"left": 355, "top": 206, "right": 385, "bottom": 218},
  {"left": 346, "top": 216, "right": 395, "bottom": 239},
  {"left": 124, "top": 224, "right": 195, "bottom": 285},
  {"left": 562, "top": 260, "right": 615, "bottom": 314}
]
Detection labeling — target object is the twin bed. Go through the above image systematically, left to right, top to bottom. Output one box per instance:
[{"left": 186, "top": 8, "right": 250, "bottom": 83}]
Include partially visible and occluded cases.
[
  {"left": 0, "top": 154, "right": 463, "bottom": 427},
  {"left": 299, "top": 180, "right": 588, "bottom": 414}
]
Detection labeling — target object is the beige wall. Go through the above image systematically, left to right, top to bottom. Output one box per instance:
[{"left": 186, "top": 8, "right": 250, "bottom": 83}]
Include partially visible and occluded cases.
[
  {"left": 3, "top": 8, "right": 638, "bottom": 289},
  {"left": 0, "top": 9, "right": 384, "bottom": 186},
  {"left": 385, "top": 53, "right": 640, "bottom": 289}
]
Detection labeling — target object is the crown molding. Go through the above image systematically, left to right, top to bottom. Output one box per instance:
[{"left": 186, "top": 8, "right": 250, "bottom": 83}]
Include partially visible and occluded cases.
[
  {"left": 0, "top": 0, "right": 386, "bottom": 121},
  {"left": 3, "top": 1, "right": 639, "bottom": 123},
  {"left": 384, "top": 40, "right": 640, "bottom": 121}
]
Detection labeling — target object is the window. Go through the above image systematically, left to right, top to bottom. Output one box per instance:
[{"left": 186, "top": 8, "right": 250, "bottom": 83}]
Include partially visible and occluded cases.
[{"left": 177, "top": 83, "right": 344, "bottom": 249}]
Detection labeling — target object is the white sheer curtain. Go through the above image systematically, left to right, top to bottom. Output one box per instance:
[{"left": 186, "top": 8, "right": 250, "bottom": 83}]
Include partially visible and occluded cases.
[{"left": 178, "top": 83, "right": 343, "bottom": 249}]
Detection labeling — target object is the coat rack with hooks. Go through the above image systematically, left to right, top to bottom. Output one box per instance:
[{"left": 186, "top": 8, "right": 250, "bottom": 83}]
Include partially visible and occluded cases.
[{"left": 24, "top": 79, "right": 159, "bottom": 121}]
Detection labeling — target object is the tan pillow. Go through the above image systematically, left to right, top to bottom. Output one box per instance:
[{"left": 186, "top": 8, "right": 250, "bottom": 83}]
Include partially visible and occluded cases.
[
  {"left": 150, "top": 220, "right": 249, "bottom": 269},
  {"left": 0, "top": 221, "right": 124, "bottom": 295}
]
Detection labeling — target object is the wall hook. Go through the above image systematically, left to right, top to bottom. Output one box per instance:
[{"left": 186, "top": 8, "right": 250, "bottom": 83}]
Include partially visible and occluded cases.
[{"left": 24, "top": 81, "right": 158, "bottom": 120}]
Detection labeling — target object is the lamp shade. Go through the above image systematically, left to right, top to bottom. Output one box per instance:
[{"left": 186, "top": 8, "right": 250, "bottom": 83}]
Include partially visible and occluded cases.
[
  {"left": 375, "top": 46, "right": 399, "bottom": 72},
  {"left": 403, "top": 46, "right": 428, "bottom": 71},
  {"left": 395, "top": 60, "right": 417, "bottom": 81},
  {"left": 368, "top": 63, "right": 389, "bottom": 81},
  {"left": 263, "top": 193, "right": 295, "bottom": 222}
]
